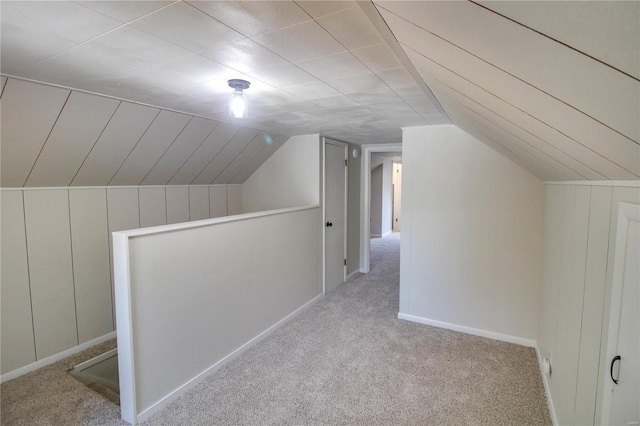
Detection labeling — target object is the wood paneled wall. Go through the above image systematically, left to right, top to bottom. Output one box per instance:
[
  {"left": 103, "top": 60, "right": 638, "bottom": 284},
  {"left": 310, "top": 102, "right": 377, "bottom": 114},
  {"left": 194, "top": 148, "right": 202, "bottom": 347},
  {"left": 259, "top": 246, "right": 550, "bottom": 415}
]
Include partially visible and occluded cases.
[
  {"left": 539, "top": 182, "right": 640, "bottom": 425},
  {"left": 0, "top": 185, "right": 241, "bottom": 375}
]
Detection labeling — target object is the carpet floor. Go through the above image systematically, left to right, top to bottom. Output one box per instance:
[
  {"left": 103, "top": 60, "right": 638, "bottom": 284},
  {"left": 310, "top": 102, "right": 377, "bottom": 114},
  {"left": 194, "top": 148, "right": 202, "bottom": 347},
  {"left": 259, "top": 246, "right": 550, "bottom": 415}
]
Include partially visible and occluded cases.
[{"left": 1, "top": 233, "right": 551, "bottom": 425}]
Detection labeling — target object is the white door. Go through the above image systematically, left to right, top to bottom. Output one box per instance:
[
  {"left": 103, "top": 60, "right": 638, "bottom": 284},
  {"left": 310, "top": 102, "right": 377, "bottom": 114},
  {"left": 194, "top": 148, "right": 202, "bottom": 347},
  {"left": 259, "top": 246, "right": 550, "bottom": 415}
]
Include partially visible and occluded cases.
[
  {"left": 324, "top": 140, "right": 347, "bottom": 293},
  {"left": 602, "top": 202, "right": 639, "bottom": 426}
]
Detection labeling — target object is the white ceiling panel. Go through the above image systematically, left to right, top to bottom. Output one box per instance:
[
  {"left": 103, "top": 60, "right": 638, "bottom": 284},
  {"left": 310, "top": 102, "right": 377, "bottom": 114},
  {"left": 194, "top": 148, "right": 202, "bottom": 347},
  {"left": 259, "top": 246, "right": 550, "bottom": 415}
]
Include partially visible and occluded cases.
[
  {"left": 1, "top": 1, "right": 121, "bottom": 43},
  {"left": 77, "top": 1, "right": 175, "bottom": 24},
  {"left": 188, "top": 1, "right": 311, "bottom": 38},
  {"left": 478, "top": 1, "right": 640, "bottom": 80},
  {"left": 130, "top": 2, "right": 244, "bottom": 53},
  {"left": 315, "top": 6, "right": 383, "bottom": 50},
  {"left": 251, "top": 20, "right": 345, "bottom": 63},
  {"left": 54, "top": 26, "right": 193, "bottom": 76},
  {"left": 199, "top": 38, "right": 289, "bottom": 74},
  {"left": 351, "top": 43, "right": 401, "bottom": 72},
  {"left": 295, "top": 52, "right": 369, "bottom": 81},
  {"left": 20, "top": 59, "right": 115, "bottom": 89},
  {"left": 247, "top": 63, "right": 316, "bottom": 88},
  {"left": 327, "top": 72, "right": 387, "bottom": 94},
  {"left": 1, "top": 77, "right": 7, "bottom": 96},
  {"left": 0, "top": 79, "right": 70, "bottom": 187},
  {"left": 282, "top": 81, "right": 341, "bottom": 100},
  {"left": 25, "top": 92, "right": 120, "bottom": 187},
  {"left": 72, "top": 102, "right": 160, "bottom": 186},
  {"left": 109, "top": 110, "right": 192, "bottom": 185},
  {"left": 141, "top": 118, "right": 218, "bottom": 185},
  {"left": 169, "top": 122, "right": 240, "bottom": 185},
  {"left": 192, "top": 128, "right": 258, "bottom": 184},
  {"left": 213, "top": 133, "right": 271, "bottom": 184}
]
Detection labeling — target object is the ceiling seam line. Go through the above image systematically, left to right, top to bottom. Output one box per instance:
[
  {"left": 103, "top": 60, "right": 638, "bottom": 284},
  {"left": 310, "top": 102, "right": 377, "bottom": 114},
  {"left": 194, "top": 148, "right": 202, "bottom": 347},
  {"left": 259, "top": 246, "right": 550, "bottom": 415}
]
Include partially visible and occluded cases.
[
  {"left": 468, "top": 0, "right": 640, "bottom": 83},
  {"left": 358, "top": 1, "right": 451, "bottom": 123},
  {"left": 381, "top": 6, "right": 640, "bottom": 144},
  {"left": 404, "top": 45, "right": 640, "bottom": 178},
  {"left": 435, "top": 79, "right": 605, "bottom": 179},
  {"left": 22, "top": 91, "right": 72, "bottom": 187},
  {"left": 69, "top": 101, "right": 123, "bottom": 186},
  {"left": 446, "top": 104, "right": 583, "bottom": 179},
  {"left": 106, "top": 109, "right": 162, "bottom": 186},
  {"left": 450, "top": 114, "right": 560, "bottom": 179},
  {"left": 138, "top": 116, "right": 194, "bottom": 185},
  {"left": 166, "top": 121, "right": 220, "bottom": 185},
  {"left": 189, "top": 127, "right": 242, "bottom": 185},
  {"left": 210, "top": 133, "right": 262, "bottom": 184}
]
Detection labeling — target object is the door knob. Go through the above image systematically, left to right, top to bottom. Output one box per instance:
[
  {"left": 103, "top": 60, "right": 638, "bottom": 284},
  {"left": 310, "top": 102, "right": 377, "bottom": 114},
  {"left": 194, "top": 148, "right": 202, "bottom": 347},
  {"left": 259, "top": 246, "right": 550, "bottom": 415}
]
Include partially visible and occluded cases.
[{"left": 326, "top": 222, "right": 333, "bottom": 227}]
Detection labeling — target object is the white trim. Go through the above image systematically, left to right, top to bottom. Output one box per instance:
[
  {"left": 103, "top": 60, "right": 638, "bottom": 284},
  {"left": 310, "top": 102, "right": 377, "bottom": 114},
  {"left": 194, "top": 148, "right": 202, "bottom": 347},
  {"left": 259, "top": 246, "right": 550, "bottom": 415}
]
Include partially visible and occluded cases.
[
  {"left": 322, "top": 137, "right": 348, "bottom": 291},
  {"left": 360, "top": 143, "right": 402, "bottom": 273},
  {"left": 544, "top": 180, "right": 640, "bottom": 187},
  {"left": 0, "top": 184, "right": 242, "bottom": 192},
  {"left": 600, "top": 202, "right": 640, "bottom": 425},
  {"left": 116, "top": 205, "right": 318, "bottom": 238},
  {"left": 370, "top": 234, "right": 382, "bottom": 238},
  {"left": 346, "top": 270, "right": 360, "bottom": 281},
  {"left": 135, "top": 294, "right": 324, "bottom": 423},
  {"left": 397, "top": 313, "right": 536, "bottom": 347},
  {"left": 0, "top": 331, "right": 116, "bottom": 384},
  {"left": 534, "top": 344, "right": 559, "bottom": 426}
]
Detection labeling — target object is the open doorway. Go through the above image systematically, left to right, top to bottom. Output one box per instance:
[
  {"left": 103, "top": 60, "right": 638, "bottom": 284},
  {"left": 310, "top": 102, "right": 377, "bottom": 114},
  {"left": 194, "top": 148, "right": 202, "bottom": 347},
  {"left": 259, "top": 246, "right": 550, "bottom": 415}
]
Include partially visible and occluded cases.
[{"left": 359, "top": 144, "right": 402, "bottom": 273}]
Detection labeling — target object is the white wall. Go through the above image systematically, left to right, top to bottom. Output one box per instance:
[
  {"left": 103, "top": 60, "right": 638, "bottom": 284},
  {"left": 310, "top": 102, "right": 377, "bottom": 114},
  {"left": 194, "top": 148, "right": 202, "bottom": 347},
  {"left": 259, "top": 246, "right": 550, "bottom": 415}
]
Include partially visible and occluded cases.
[
  {"left": 399, "top": 125, "right": 544, "bottom": 343},
  {"left": 242, "top": 134, "right": 320, "bottom": 213},
  {"left": 347, "top": 144, "right": 361, "bottom": 277},
  {"left": 370, "top": 157, "right": 393, "bottom": 237},
  {"left": 392, "top": 163, "right": 402, "bottom": 231},
  {"left": 538, "top": 181, "right": 640, "bottom": 425},
  {"left": 0, "top": 184, "right": 241, "bottom": 376},
  {"left": 114, "top": 206, "right": 322, "bottom": 423}
]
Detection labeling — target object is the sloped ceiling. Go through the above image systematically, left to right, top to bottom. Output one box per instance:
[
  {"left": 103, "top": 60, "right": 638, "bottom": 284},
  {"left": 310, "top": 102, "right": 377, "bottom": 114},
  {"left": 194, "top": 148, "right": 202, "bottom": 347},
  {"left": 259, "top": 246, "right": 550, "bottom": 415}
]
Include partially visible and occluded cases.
[
  {"left": 1, "top": 1, "right": 638, "bottom": 185},
  {"left": 374, "top": 1, "right": 640, "bottom": 181},
  {"left": 0, "top": 77, "right": 288, "bottom": 187}
]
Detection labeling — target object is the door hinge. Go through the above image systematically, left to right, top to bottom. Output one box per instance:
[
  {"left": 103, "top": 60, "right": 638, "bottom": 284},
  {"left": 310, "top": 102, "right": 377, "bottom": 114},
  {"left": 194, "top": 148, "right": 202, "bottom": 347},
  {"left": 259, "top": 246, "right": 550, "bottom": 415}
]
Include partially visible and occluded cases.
[
  {"left": 345, "top": 159, "right": 348, "bottom": 167},
  {"left": 344, "top": 258, "right": 347, "bottom": 266}
]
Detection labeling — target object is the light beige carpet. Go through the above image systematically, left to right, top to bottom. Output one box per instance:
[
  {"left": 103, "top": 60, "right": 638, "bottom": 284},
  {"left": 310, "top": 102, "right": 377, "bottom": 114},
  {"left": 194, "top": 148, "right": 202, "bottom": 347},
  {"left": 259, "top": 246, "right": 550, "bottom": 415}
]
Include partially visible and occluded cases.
[{"left": 1, "top": 233, "right": 551, "bottom": 425}]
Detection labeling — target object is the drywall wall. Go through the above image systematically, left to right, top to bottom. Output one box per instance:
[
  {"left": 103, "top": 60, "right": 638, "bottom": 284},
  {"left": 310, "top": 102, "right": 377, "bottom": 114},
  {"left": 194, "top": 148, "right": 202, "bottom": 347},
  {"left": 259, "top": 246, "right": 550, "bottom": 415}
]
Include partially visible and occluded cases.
[
  {"left": 399, "top": 125, "right": 544, "bottom": 343},
  {"left": 242, "top": 134, "right": 320, "bottom": 213},
  {"left": 347, "top": 143, "right": 361, "bottom": 277},
  {"left": 370, "top": 156, "right": 393, "bottom": 237},
  {"left": 392, "top": 162, "right": 402, "bottom": 231},
  {"left": 538, "top": 181, "right": 640, "bottom": 425},
  {"left": 0, "top": 184, "right": 241, "bottom": 376},
  {"left": 114, "top": 206, "right": 322, "bottom": 423}
]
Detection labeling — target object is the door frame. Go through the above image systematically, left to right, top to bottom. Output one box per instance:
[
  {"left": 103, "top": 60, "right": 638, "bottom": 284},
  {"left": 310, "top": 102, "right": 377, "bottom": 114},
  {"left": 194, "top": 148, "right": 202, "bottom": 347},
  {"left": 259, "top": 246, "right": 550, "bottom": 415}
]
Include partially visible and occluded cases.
[
  {"left": 322, "top": 137, "right": 348, "bottom": 294},
  {"left": 359, "top": 143, "right": 402, "bottom": 273},
  {"left": 600, "top": 201, "right": 640, "bottom": 424}
]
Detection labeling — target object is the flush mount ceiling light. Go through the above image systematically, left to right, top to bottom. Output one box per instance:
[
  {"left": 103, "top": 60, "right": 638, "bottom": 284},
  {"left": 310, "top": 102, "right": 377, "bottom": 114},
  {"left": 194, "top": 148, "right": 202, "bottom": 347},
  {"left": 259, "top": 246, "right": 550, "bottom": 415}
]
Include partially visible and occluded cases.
[{"left": 228, "top": 79, "right": 250, "bottom": 118}]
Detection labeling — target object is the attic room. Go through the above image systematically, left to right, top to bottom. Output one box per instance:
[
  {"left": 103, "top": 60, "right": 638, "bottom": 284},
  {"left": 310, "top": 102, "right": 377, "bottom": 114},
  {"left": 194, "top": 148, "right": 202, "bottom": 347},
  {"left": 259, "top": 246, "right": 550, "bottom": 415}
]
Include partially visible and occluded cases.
[{"left": 0, "top": 1, "right": 638, "bottom": 425}]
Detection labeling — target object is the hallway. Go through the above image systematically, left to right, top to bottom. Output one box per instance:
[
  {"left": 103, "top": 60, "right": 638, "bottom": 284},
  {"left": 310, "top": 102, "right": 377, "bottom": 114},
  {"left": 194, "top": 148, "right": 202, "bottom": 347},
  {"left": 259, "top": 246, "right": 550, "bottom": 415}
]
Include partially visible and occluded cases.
[{"left": 1, "top": 233, "right": 550, "bottom": 425}]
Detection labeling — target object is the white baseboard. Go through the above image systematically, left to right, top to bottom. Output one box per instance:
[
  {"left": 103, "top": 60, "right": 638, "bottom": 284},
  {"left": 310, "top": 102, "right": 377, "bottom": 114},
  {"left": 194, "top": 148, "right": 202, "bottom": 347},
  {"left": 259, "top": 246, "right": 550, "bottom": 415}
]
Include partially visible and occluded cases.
[
  {"left": 381, "top": 230, "right": 392, "bottom": 238},
  {"left": 371, "top": 233, "right": 382, "bottom": 238},
  {"left": 346, "top": 270, "right": 360, "bottom": 281},
  {"left": 136, "top": 293, "right": 324, "bottom": 423},
  {"left": 397, "top": 313, "right": 536, "bottom": 347},
  {"left": 0, "top": 331, "right": 117, "bottom": 384},
  {"left": 534, "top": 344, "right": 558, "bottom": 426}
]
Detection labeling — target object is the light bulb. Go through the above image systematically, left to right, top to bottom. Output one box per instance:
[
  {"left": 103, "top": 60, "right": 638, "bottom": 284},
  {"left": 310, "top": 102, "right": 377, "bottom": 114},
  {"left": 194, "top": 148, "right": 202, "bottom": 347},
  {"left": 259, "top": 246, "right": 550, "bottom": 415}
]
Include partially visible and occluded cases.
[{"left": 230, "top": 91, "right": 246, "bottom": 118}]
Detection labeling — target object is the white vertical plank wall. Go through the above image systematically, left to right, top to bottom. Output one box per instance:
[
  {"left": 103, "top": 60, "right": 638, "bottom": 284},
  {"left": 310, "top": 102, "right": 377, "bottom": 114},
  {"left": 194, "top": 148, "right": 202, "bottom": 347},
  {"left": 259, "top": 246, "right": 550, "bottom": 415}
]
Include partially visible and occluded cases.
[
  {"left": 538, "top": 182, "right": 640, "bottom": 425},
  {"left": 0, "top": 184, "right": 242, "bottom": 378},
  {"left": 189, "top": 186, "right": 209, "bottom": 220},
  {"left": 210, "top": 186, "right": 228, "bottom": 218},
  {"left": 139, "top": 187, "right": 167, "bottom": 228},
  {"left": 166, "top": 187, "right": 190, "bottom": 224},
  {"left": 69, "top": 189, "right": 113, "bottom": 343},
  {"left": 23, "top": 190, "right": 78, "bottom": 359},
  {"left": 0, "top": 191, "right": 36, "bottom": 374}
]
